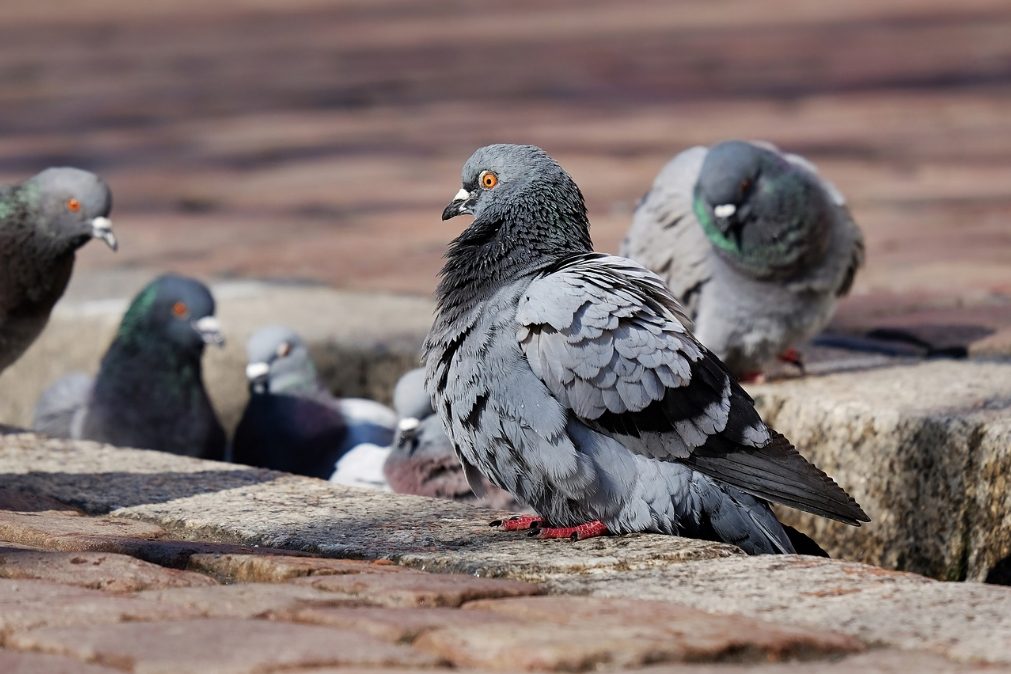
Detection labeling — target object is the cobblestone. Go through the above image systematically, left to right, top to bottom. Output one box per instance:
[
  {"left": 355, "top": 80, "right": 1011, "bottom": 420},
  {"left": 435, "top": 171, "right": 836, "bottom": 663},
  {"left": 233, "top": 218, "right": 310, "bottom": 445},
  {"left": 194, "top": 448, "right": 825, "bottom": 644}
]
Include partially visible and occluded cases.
[
  {"left": 0, "top": 510, "right": 167, "bottom": 552},
  {"left": 0, "top": 546, "right": 217, "bottom": 591},
  {"left": 188, "top": 552, "right": 400, "bottom": 582},
  {"left": 296, "top": 569, "right": 544, "bottom": 608},
  {"left": 0, "top": 578, "right": 200, "bottom": 636},
  {"left": 136, "top": 583, "right": 363, "bottom": 618},
  {"left": 415, "top": 596, "right": 860, "bottom": 670},
  {"left": 284, "top": 605, "right": 516, "bottom": 642},
  {"left": 7, "top": 618, "right": 441, "bottom": 673},
  {"left": 0, "top": 650, "right": 122, "bottom": 674},
  {"left": 637, "top": 650, "right": 1011, "bottom": 673}
]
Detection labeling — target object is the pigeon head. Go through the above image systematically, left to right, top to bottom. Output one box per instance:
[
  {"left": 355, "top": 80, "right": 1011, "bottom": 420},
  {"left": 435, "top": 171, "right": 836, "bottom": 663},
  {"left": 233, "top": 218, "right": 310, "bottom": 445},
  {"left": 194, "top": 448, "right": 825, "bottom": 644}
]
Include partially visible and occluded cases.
[
  {"left": 693, "top": 141, "right": 831, "bottom": 276},
  {"left": 441, "top": 144, "right": 592, "bottom": 260},
  {"left": 25, "top": 168, "right": 117, "bottom": 253},
  {"left": 116, "top": 274, "right": 223, "bottom": 355},
  {"left": 243, "top": 325, "right": 319, "bottom": 395},
  {"left": 391, "top": 368, "right": 435, "bottom": 455},
  {"left": 393, "top": 368, "right": 433, "bottom": 420}
]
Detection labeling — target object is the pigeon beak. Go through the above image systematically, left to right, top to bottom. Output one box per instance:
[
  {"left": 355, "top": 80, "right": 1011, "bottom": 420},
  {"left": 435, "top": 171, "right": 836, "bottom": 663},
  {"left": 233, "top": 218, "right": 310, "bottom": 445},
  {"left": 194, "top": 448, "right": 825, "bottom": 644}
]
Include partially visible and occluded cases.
[
  {"left": 442, "top": 188, "right": 475, "bottom": 221},
  {"left": 713, "top": 203, "right": 737, "bottom": 219},
  {"left": 712, "top": 204, "right": 745, "bottom": 248},
  {"left": 89, "top": 217, "right": 118, "bottom": 251},
  {"left": 193, "top": 316, "right": 225, "bottom": 347},
  {"left": 245, "top": 361, "right": 270, "bottom": 389},
  {"left": 395, "top": 417, "right": 420, "bottom": 452}
]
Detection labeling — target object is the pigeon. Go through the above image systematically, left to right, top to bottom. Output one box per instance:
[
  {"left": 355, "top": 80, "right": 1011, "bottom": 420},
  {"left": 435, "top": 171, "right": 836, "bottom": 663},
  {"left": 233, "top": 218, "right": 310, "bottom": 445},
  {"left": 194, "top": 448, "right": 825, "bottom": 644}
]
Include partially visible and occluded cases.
[
  {"left": 621, "top": 141, "right": 864, "bottom": 379},
  {"left": 425, "top": 144, "right": 867, "bottom": 554},
  {"left": 0, "top": 168, "right": 117, "bottom": 374},
  {"left": 33, "top": 274, "right": 227, "bottom": 460},
  {"left": 232, "top": 325, "right": 396, "bottom": 480},
  {"left": 383, "top": 368, "right": 524, "bottom": 510}
]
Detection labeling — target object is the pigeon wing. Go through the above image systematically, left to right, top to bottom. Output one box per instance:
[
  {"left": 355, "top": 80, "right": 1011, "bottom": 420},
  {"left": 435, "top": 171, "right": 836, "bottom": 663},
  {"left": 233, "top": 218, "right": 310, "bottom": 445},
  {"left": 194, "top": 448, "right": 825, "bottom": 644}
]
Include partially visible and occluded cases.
[{"left": 517, "top": 253, "right": 868, "bottom": 525}]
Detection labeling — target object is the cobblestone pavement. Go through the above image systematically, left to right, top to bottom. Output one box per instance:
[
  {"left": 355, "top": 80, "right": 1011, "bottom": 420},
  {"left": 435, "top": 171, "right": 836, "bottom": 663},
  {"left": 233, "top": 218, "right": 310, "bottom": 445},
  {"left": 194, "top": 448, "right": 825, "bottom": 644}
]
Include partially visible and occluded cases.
[
  {"left": 1, "top": 433, "right": 1010, "bottom": 672},
  {"left": 0, "top": 497, "right": 1003, "bottom": 674}
]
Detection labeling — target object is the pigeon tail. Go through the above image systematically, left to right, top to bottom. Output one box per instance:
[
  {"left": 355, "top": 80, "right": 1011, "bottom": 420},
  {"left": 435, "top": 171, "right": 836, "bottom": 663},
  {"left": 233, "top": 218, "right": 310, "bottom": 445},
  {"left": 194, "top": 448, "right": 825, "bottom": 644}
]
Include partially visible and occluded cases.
[{"left": 686, "top": 430, "right": 869, "bottom": 526}]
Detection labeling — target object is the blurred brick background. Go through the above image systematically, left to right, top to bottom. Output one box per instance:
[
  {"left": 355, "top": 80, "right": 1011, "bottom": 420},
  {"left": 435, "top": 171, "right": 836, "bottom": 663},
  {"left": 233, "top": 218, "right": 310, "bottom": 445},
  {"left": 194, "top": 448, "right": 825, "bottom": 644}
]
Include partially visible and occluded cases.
[{"left": 1, "top": 0, "right": 1008, "bottom": 328}]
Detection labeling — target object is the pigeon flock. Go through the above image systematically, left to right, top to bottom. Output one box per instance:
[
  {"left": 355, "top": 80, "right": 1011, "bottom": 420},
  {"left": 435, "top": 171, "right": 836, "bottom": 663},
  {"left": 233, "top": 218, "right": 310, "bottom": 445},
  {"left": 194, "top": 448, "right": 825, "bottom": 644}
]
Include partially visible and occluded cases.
[{"left": 2, "top": 142, "right": 870, "bottom": 556}]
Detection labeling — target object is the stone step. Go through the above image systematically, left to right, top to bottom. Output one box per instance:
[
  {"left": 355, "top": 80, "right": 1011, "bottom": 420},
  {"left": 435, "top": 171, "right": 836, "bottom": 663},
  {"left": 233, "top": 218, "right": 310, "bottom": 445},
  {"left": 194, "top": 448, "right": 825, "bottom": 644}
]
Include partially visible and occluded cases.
[
  {"left": 748, "top": 360, "right": 1011, "bottom": 582},
  {"left": 0, "top": 432, "right": 1009, "bottom": 667}
]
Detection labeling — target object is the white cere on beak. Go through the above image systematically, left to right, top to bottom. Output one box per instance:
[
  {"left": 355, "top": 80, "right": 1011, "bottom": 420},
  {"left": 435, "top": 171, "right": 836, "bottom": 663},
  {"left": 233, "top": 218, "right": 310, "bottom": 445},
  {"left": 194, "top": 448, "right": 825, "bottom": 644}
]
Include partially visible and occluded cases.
[
  {"left": 452, "top": 188, "right": 470, "bottom": 202},
  {"left": 713, "top": 204, "right": 737, "bottom": 218},
  {"left": 89, "top": 217, "right": 118, "bottom": 251},
  {"left": 193, "top": 316, "right": 225, "bottom": 347},
  {"left": 245, "top": 362, "right": 270, "bottom": 381},
  {"left": 397, "top": 417, "right": 421, "bottom": 433}
]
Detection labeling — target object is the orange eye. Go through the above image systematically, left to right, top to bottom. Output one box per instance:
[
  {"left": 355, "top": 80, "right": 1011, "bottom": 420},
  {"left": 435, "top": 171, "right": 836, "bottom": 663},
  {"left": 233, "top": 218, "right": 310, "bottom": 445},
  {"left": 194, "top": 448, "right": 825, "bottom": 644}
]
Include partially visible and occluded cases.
[
  {"left": 480, "top": 171, "right": 498, "bottom": 189},
  {"left": 66, "top": 198, "right": 81, "bottom": 213},
  {"left": 172, "top": 302, "right": 190, "bottom": 319},
  {"left": 276, "top": 342, "right": 291, "bottom": 358}
]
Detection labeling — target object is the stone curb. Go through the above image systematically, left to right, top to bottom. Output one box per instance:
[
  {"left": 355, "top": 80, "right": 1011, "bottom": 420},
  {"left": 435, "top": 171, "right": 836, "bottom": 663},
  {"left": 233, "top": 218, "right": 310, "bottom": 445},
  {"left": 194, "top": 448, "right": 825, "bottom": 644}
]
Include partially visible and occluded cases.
[{"left": 1, "top": 433, "right": 1010, "bottom": 668}]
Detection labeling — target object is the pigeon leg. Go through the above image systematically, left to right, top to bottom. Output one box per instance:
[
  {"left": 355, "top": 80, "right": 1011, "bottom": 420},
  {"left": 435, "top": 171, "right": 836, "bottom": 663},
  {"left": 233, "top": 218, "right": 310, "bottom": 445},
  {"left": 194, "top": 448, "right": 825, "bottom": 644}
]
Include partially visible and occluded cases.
[
  {"left": 777, "top": 347, "right": 805, "bottom": 374},
  {"left": 490, "top": 514, "right": 543, "bottom": 531},
  {"left": 532, "top": 520, "right": 608, "bottom": 541}
]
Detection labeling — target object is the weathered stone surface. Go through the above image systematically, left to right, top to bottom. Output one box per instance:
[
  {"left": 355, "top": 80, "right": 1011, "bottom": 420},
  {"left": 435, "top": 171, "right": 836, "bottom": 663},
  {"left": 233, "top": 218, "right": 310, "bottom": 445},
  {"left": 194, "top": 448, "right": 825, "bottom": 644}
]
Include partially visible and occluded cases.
[
  {"left": 749, "top": 360, "right": 1011, "bottom": 580},
  {"left": 969, "top": 415, "right": 1011, "bottom": 584},
  {"left": 4, "top": 435, "right": 1011, "bottom": 665},
  {"left": 0, "top": 437, "right": 740, "bottom": 579},
  {"left": 0, "top": 507, "right": 260, "bottom": 568},
  {"left": 0, "top": 510, "right": 167, "bottom": 551},
  {"left": 0, "top": 547, "right": 216, "bottom": 591},
  {"left": 188, "top": 552, "right": 398, "bottom": 582},
  {"left": 548, "top": 555, "right": 1011, "bottom": 665},
  {"left": 297, "top": 569, "right": 543, "bottom": 607},
  {"left": 0, "top": 578, "right": 200, "bottom": 634},
  {"left": 136, "top": 583, "right": 362, "bottom": 618},
  {"left": 419, "top": 596, "right": 860, "bottom": 670},
  {"left": 286, "top": 606, "right": 515, "bottom": 642},
  {"left": 7, "top": 618, "right": 440, "bottom": 673},
  {"left": 0, "top": 650, "right": 121, "bottom": 674},
  {"left": 637, "top": 650, "right": 1011, "bottom": 673},
  {"left": 237, "top": 651, "right": 1010, "bottom": 674}
]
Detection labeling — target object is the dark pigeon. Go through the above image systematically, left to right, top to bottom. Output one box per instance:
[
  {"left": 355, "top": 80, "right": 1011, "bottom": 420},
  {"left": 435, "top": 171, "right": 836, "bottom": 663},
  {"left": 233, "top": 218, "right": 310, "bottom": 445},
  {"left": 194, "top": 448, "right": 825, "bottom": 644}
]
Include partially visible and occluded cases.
[
  {"left": 622, "top": 141, "right": 864, "bottom": 379},
  {"left": 424, "top": 144, "right": 867, "bottom": 553},
  {"left": 1, "top": 168, "right": 116, "bottom": 374},
  {"left": 33, "top": 274, "right": 227, "bottom": 460},
  {"left": 232, "top": 325, "right": 396, "bottom": 479},
  {"left": 383, "top": 368, "right": 525, "bottom": 510}
]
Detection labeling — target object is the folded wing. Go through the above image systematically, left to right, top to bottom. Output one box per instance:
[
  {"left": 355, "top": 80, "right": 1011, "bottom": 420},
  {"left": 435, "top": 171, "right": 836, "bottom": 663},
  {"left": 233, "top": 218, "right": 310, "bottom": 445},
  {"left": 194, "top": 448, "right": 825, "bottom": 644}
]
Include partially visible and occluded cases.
[{"left": 516, "top": 253, "right": 868, "bottom": 525}]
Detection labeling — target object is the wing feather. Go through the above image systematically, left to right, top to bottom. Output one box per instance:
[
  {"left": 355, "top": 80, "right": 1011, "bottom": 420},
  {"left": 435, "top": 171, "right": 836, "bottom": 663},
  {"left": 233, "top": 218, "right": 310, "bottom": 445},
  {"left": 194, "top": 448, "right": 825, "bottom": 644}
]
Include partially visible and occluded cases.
[{"left": 517, "top": 254, "right": 868, "bottom": 525}]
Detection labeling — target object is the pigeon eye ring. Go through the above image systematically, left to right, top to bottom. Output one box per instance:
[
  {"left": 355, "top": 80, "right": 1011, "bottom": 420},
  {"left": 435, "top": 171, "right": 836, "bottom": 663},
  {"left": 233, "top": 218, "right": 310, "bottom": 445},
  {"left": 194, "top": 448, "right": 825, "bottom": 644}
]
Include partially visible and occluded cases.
[
  {"left": 479, "top": 171, "right": 498, "bottom": 189},
  {"left": 66, "top": 198, "right": 81, "bottom": 213},
  {"left": 172, "top": 302, "right": 190, "bottom": 320}
]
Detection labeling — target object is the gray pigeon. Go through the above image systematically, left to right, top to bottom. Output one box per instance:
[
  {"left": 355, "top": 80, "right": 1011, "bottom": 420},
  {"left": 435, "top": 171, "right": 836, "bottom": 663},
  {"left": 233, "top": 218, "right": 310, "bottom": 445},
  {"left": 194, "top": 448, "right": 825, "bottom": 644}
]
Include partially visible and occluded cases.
[
  {"left": 621, "top": 141, "right": 864, "bottom": 379},
  {"left": 425, "top": 144, "right": 867, "bottom": 554},
  {"left": 0, "top": 168, "right": 116, "bottom": 374},
  {"left": 33, "top": 274, "right": 227, "bottom": 460},
  {"left": 232, "top": 325, "right": 396, "bottom": 479},
  {"left": 383, "top": 368, "right": 524, "bottom": 510}
]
